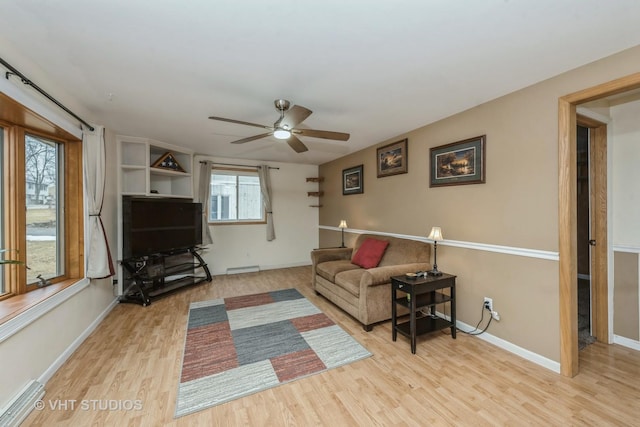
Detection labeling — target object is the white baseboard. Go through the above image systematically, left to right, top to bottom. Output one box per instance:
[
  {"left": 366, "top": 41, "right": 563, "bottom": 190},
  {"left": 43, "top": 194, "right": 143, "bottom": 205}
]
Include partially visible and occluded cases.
[
  {"left": 38, "top": 297, "right": 119, "bottom": 384},
  {"left": 431, "top": 309, "right": 560, "bottom": 373},
  {"left": 455, "top": 318, "right": 561, "bottom": 373},
  {"left": 613, "top": 334, "right": 640, "bottom": 351}
]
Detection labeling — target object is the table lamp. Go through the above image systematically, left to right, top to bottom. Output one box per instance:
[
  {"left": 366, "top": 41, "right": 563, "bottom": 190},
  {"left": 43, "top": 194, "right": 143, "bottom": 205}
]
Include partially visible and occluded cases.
[
  {"left": 338, "top": 220, "right": 348, "bottom": 248},
  {"left": 427, "top": 226, "right": 443, "bottom": 276}
]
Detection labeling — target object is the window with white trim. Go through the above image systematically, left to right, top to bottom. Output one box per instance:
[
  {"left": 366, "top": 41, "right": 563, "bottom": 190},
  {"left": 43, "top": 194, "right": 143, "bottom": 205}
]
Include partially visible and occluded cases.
[{"left": 209, "top": 168, "right": 264, "bottom": 224}]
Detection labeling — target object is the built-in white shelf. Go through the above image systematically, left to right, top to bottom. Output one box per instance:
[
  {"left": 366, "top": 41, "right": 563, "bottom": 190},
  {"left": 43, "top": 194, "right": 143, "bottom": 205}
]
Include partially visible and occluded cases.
[
  {"left": 115, "top": 135, "right": 195, "bottom": 295},
  {"left": 117, "top": 136, "right": 194, "bottom": 198}
]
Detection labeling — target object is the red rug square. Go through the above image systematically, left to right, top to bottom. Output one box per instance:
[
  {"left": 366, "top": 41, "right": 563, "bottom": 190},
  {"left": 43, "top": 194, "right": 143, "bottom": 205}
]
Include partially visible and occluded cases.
[
  {"left": 180, "top": 321, "right": 238, "bottom": 382},
  {"left": 271, "top": 349, "right": 326, "bottom": 382}
]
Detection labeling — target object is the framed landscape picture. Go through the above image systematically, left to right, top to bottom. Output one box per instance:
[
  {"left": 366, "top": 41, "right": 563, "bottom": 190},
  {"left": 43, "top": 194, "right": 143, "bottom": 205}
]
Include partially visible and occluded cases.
[
  {"left": 430, "top": 135, "right": 486, "bottom": 187},
  {"left": 377, "top": 138, "right": 408, "bottom": 178},
  {"left": 342, "top": 164, "right": 363, "bottom": 195}
]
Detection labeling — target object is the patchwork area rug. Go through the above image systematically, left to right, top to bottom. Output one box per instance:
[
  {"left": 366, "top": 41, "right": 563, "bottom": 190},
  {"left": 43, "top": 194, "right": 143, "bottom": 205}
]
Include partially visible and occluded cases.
[{"left": 175, "top": 288, "right": 372, "bottom": 417}]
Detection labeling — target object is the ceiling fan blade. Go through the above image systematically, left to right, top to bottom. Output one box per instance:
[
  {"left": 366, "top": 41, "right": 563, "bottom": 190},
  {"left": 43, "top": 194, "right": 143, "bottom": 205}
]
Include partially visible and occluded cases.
[
  {"left": 278, "top": 105, "right": 312, "bottom": 129},
  {"left": 208, "top": 116, "right": 273, "bottom": 130},
  {"left": 294, "top": 128, "right": 350, "bottom": 141},
  {"left": 230, "top": 132, "right": 273, "bottom": 144},
  {"left": 286, "top": 135, "right": 309, "bottom": 153}
]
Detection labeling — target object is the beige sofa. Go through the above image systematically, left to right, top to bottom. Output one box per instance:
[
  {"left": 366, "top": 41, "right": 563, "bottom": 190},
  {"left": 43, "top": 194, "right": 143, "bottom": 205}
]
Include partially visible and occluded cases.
[{"left": 310, "top": 234, "right": 431, "bottom": 331}]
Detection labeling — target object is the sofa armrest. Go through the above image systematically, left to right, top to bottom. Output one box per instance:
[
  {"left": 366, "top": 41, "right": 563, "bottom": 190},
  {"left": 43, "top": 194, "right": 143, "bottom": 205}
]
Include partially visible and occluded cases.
[
  {"left": 310, "top": 247, "right": 353, "bottom": 283},
  {"left": 360, "top": 263, "right": 431, "bottom": 287}
]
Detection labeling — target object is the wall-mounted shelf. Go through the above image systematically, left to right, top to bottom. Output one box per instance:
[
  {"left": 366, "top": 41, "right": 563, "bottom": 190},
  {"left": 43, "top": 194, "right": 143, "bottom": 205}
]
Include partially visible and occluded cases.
[{"left": 306, "top": 177, "right": 324, "bottom": 207}]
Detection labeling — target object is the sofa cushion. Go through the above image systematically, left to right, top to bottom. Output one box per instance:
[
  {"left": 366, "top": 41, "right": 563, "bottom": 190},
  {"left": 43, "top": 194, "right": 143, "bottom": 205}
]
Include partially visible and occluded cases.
[
  {"left": 351, "top": 238, "right": 389, "bottom": 269},
  {"left": 316, "top": 260, "right": 361, "bottom": 282},
  {"left": 334, "top": 269, "right": 367, "bottom": 297}
]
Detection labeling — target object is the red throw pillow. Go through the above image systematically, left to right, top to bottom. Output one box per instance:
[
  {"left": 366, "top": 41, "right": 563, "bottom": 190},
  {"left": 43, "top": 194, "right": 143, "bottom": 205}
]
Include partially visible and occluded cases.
[{"left": 351, "top": 238, "right": 389, "bottom": 269}]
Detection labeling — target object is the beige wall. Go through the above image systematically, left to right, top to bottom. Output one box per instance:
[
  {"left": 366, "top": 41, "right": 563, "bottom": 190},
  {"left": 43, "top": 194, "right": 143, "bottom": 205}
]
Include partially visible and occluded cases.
[
  {"left": 319, "top": 45, "right": 640, "bottom": 362},
  {"left": 610, "top": 98, "right": 640, "bottom": 341},
  {"left": 612, "top": 99, "right": 640, "bottom": 246},
  {"left": 614, "top": 252, "right": 639, "bottom": 340}
]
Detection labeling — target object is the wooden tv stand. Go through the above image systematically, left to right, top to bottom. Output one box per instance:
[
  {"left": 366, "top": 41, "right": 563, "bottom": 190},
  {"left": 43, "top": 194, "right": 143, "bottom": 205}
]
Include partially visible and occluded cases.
[{"left": 119, "top": 246, "right": 212, "bottom": 306}]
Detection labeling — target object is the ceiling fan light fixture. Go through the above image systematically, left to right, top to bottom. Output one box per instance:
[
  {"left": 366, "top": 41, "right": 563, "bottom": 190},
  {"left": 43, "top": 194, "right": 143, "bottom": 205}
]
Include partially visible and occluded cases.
[
  {"left": 209, "top": 99, "right": 349, "bottom": 153},
  {"left": 273, "top": 128, "right": 291, "bottom": 140}
]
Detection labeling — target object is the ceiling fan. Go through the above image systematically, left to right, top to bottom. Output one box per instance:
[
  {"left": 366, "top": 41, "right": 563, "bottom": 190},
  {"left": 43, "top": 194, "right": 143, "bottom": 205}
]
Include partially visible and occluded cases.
[{"left": 208, "top": 99, "right": 350, "bottom": 153}]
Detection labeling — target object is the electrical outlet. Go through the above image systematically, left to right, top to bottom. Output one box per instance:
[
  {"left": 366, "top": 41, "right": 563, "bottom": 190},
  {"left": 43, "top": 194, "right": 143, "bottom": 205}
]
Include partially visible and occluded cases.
[{"left": 483, "top": 297, "right": 493, "bottom": 312}]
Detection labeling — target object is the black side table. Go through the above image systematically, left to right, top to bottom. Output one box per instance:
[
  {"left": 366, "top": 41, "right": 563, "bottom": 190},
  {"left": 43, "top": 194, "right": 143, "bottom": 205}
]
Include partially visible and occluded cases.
[{"left": 391, "top": 273, "right": 456, "bottom": 354}]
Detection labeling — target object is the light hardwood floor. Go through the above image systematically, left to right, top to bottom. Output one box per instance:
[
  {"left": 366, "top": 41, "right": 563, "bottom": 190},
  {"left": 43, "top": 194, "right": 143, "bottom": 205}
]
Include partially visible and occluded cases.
[{"left": 24, "top": 267, "right": 640, "bottom": 426}]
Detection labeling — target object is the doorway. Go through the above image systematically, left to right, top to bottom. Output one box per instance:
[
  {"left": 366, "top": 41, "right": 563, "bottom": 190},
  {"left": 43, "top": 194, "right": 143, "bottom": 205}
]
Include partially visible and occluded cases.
[
  {"left": 558, "top": 73, "right": 640, "bottom": 377},
  {"left": 576, "top": 121, "right": 607, "bottom": 351},
  {"left": 576, "top": 124, "right": 595, "bottom": 350}
]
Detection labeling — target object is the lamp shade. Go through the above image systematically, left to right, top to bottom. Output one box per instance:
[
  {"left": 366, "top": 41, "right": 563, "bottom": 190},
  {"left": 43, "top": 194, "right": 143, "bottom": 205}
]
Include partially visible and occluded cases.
[
  {"left": 338, "top": 220, "right": 348, "bottom": 229},
  {"left": 428, "top": 226, "right": 443, "bottom": 241}
]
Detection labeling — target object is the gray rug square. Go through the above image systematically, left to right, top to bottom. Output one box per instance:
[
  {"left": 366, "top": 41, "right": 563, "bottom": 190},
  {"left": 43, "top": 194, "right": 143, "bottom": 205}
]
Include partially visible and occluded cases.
[{"left": 232, "top": 319, "right": 310, "bottom": 365}]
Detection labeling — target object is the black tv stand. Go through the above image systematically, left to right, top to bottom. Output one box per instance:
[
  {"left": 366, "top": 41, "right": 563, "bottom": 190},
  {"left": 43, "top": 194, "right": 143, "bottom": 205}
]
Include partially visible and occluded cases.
[{"left": 119, "top": 246, "right": 212, "bottom": 306}]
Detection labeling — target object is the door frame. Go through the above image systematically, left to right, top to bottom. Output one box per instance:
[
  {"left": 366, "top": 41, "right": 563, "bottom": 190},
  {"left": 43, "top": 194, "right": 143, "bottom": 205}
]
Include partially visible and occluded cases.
[{"left": 559, "top": 72, "right": 640, "bottom": 377}]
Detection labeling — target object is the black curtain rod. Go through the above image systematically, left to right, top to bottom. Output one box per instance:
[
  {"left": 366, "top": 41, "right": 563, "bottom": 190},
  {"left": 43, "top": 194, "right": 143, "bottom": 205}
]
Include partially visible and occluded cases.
[
  {"left": 0, "top": 56, "right": 95, "bottom": 132},
  {"left": 200, "top": 161, "right": 279, "bottom": 170}
]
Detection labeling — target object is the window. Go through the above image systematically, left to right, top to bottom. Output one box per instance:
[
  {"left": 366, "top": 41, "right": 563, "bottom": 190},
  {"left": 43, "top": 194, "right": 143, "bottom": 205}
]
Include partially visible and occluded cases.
[
  {"left": 1, "top": 109, "right": 83, "bottom": 300},
  {"left": 25, "top": 134, "right": 62, "bottom": 284},
  {"left": 209, "top": 168, "right": 264, "bottom": 223}
]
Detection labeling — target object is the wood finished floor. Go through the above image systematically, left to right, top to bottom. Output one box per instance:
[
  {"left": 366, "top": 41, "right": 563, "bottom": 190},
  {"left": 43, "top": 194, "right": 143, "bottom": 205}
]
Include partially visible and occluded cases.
[{"left": 24, "top": 266, "right": 640, "bottom": 426}]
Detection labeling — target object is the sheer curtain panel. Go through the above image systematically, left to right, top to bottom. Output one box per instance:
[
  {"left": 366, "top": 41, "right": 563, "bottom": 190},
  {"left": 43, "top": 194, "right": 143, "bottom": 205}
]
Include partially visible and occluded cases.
[
  {"left": 198, "top": 161, "right": 214, "bottom": 245},
  {"left": 259, "top": 165, "right": 275, "bottom": 241}
]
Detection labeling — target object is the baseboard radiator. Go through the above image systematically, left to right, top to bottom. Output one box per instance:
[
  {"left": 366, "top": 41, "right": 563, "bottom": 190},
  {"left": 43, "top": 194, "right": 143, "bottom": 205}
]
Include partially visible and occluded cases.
[
  {"left": 226, "top": 265, "right": 260, "bottom": 275},
  {"left": 0, "top": 380, "right": 45, "bottom": 427}
]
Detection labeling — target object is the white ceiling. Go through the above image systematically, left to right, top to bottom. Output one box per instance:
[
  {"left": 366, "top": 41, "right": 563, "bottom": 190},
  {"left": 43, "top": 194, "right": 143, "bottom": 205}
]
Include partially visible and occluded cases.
[{"left": 1, "top": 1, "right": 640, "bottom": 165}]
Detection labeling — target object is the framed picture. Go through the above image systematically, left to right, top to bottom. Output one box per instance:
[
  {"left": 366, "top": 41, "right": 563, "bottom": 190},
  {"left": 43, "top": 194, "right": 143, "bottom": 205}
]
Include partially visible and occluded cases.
[
  {"left": 430, "top": 135, "right": 486, "bottom": 187},
  {"left": 377, "top": 138, "right": 408, "bottom": 178},
  {"left": 151, "top": 151, "right": 186, "bottom": 172},
  {"left": 342, "top": 165, "right": 363, "bottom": 195}
]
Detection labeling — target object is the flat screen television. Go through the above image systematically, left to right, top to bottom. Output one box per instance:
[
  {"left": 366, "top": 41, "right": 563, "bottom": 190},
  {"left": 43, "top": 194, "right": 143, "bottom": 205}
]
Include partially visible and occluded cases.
[{"left": 122, "top": 196, "right": 203, "bottom": 259}]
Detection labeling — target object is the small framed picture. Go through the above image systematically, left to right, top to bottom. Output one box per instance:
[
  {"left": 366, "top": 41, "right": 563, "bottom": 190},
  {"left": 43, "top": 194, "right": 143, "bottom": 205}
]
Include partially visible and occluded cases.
[
  {"left": 430, "top": 135, "right": 486, "bottom": 187},
  {"left": 377, "top": 138, "right": 408, "bottom": 178},
  {"left": 151, "top": 151, "right": 186, "bottom": 172},
  {"left": 342, "top": 165, "right": 363, "bottom": 195}
]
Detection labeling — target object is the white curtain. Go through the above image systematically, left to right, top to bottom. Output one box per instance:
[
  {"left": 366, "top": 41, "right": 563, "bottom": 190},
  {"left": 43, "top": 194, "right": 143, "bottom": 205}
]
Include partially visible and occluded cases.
[
  {"left": 83, "top": 125, "right": 115, "bottom": 278},
  {"left": 198, "top": 161, "right": 213, "bottom": 245},
  {"left": 258, "top": 165, "right": 275, "bottom": 241}
]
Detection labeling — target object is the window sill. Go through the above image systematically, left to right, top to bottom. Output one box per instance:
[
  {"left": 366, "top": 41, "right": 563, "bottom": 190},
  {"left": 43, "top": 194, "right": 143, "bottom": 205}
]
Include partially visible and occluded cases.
[
  {"left": 209, "top": 220, "right": 267, "bottom": 226},
  {"left": 0, "top": 278, "right": 89, "bottom": 341}
]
